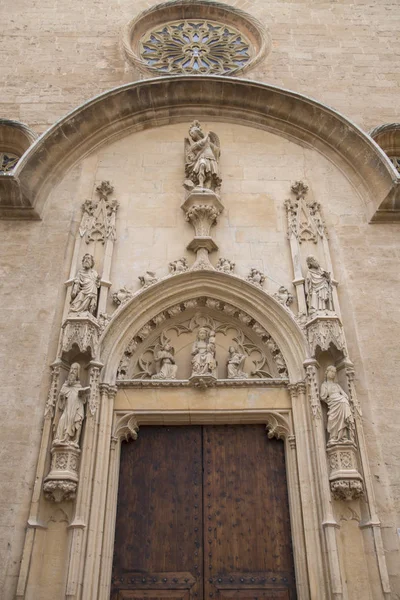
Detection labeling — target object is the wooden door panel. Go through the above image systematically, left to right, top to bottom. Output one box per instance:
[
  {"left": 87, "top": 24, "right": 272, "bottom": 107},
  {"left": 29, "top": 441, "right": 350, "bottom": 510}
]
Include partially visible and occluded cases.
[
  {"left": 203, "top": 425, "right": 296, "bottom": 599},
  {"left": 111, "top": 426, "right": 203, "bottom": 600},
  {"left": 218, "top": 591, "right": 289, "bottom": 600}
]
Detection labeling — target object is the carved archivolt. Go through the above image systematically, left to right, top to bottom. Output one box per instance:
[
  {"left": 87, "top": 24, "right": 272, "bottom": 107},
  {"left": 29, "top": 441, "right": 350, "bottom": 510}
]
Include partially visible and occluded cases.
[{"left": 116, "top": 299, "right": 288, "bottom": 384}]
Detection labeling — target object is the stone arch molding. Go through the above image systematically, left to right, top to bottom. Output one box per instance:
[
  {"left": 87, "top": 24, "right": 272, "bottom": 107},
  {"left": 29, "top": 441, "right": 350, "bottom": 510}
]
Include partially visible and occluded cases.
[
  {"left": 1, "top": 75, "right": 399, "bottom": 221},
  {"left": 99, "top": 270, "right": 308, "bottom": 385}
]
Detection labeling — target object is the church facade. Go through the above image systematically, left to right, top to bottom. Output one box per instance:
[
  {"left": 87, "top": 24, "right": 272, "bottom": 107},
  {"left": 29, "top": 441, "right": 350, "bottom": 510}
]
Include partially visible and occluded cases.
[{"left": 0, "top": 1, "right": 400, "bottom": 599}]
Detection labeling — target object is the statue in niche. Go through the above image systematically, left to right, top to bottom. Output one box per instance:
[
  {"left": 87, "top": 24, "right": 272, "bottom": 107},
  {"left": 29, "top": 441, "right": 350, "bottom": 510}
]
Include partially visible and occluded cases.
[
  {"left": 184, "top": 121, "right": 221, "bottom": 192},
  {"left": 70, "top": 253, "right": 100, "bottom": 315},
  {"left": 305, "top": 255, "right": 334, "bottom": 313},
  {"left": 169, "top": 257, "right": 188, "bottom": 274},
  {"left": 191, "top": 327, "right": 217, "bottom": 377},
  {"left": 152, "top": 340, "right": 178, "bottom": 380},
  {"left": 227, "top": 346, "right": 248, "bottom": 379},
  {"left": 53, "top": 363, "right": 89, "bottom": 447},
  {"left": 320, "top": 366, "right": 355, "bottom": 446}
]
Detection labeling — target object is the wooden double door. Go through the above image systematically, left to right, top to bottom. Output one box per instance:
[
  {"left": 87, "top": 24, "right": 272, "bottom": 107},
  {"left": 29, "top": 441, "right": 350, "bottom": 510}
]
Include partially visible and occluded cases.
[{"left": 111, "top": 425, "right": 297, "bottom": 600}]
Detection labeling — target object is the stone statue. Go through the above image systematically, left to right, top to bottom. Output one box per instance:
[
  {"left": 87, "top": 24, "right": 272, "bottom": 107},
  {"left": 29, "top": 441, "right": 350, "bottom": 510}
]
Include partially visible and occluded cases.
[
  {"left": 184, "top": 121, "right": 221, "bottom": 192},
  {"left": 70, "top": 253, "right": 100, "bottom": 315},
  {"left": 305, "top": 255, "right": 334, "bottom": 313},
  {"left": 169, "top": 257, "right": 188, "bottom": 274},
  {"left": 191, "top": 327, "right": 217, "bottom": 377},
  {"left": 152, "top": 341, "right": 178, "bottom": 380},
  {"left": 227, "top": 345, "right": 248, "bottom": 379},
  {"left": 54, "top": 363, "right": 89, "bottom": 447},
  {"left": 320, "top": 366, "right": 355, "bottom": 446}
]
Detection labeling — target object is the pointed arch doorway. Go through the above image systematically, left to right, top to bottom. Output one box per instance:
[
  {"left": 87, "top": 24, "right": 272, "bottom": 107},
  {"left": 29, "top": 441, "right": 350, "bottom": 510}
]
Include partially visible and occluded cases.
[{"left": 110, "top": 423, "right": 297, "bottom": 600}]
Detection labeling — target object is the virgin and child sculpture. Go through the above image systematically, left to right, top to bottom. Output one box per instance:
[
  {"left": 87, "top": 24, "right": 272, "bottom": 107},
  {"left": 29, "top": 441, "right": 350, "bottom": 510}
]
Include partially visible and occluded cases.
[
  {"left": 184, "top": 121, "right": 221, "bottom": 193},
  {"left": 69, "top": 253, "right": 100, "bottom": 315},
  {"left": 191, "top": 327, "right": 218, "bottom": 378},
  {"left": 53, "top": 363, "right": 89, "bottom": 448},
  {"left": 320, "top": 365, "right": 355, "bottom": 447}
]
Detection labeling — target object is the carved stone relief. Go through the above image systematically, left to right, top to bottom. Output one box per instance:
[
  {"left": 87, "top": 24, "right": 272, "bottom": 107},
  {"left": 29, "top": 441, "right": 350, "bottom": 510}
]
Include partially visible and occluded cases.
[
  {"left": 79, "top": 181, "right": 119, "bottom": 245},
  {"left": 216, "top": 257, "right": 235, "bottom": 274},
  {"left": 169, "top": 258, "right": 189, "bottom": 275},
  {"left": 246, "top": 268, "right": 265, "bottom": 287},
  {"left": 139, "top": 271, "right": 158, "bottom": 288},
  {"left": 273, "top": 286, "right": 294, "bottom": 307},
  {"left": 112, "top": 287, "right": 133, "bottom": 306},
  {"left": 116, "top": 301, "right": 288, "bottom": 384}
]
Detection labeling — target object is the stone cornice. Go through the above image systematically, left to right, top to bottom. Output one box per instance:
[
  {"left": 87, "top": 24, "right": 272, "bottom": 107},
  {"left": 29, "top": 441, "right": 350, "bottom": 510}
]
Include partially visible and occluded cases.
[{"left": 1, "top": 76, "right": 398, "bottom": 221}]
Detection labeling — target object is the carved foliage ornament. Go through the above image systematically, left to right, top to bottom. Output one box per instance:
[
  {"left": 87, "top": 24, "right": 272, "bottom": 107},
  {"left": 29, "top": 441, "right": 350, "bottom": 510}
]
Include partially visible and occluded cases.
[
  {"left": 140, "top": 20, "right": 251, "bottom": 75},
  {"left": 0, "top": 151, "right": 19, "bottom": 173}
]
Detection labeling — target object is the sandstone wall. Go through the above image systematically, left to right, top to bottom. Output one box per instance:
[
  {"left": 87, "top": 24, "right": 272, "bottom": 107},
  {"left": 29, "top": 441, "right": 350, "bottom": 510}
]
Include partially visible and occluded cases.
[
  {"left": 1, "top": 0, "right": 399, "bottom": 134},
  {"left": 1, "top": 0, "right": 400, "bottom": 597}
]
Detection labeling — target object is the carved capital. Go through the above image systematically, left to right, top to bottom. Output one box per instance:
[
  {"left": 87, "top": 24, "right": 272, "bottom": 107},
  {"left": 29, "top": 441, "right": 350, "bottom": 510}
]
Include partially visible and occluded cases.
[
  {"left": 287, "top": 380, "right": 307, "bottom": 398},
  {"left": 99, "top": 383, "right": 118, "bottom": 400},
  {"left": 112, "top": 413, "right": 139, "bottom": 445}
]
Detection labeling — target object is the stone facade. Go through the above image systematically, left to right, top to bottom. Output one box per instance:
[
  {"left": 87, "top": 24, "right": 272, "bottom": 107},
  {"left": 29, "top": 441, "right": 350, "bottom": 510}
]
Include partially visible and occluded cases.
[{"left": 0, "top": 1, "right": 400, "bottom": 600}]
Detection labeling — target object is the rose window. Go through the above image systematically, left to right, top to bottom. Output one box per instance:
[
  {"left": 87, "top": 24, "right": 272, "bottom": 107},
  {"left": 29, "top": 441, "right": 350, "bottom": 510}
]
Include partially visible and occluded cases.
[{"left": 140, "top": 20, "right": 252, "bottom": 75}]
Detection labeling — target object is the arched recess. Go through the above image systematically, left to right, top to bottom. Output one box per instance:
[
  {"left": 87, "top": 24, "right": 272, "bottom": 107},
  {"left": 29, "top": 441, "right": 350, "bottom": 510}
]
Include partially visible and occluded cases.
[
  {"left": 1, "top": 75, "right": 399, "bottom": 221},
  {"left": 98, "top": 270, "right": 309, "bottom": 384}
]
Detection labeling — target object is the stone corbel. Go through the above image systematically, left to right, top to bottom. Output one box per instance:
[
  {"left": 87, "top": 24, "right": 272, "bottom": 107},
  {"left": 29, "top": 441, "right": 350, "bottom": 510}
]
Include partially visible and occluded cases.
[
  {"left": 182, "top": 189, "right": 223, "bottom": 271},
  {"left": 59, "top": 313, "right": 100, "bottom": 358},
  {"left": 305, "top": 314, "right": 347, "bottom": 358},
  {"left": 265, "top": 411, "right": 291, "bottom": 441},
  {"left": 327, "top": 443, "right": 364, "bottom": 501},
  {"left": 43, "top": 444, "right": 80, "bottom": 503}
]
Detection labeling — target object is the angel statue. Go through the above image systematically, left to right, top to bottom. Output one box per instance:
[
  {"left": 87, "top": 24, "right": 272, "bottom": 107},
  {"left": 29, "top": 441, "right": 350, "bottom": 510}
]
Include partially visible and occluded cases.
[
  {"left": 184, "top": 121, "right": 221, "bottom": 193},
  {"left": 152, "top": 339, "right": 178, "bottom": 380},
  {"left": 227, "top": 345, "right": 248, "bottom": 379}
]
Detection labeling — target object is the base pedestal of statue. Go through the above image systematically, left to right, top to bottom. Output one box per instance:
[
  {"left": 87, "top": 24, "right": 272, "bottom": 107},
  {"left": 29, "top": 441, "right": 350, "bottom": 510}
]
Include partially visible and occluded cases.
[
  {"left": 181, "top": 188, "right": 224, "bottom": 213},
  {"left": 60, "top": 313, "right": 100, "bottom": 358},
  {"left": 305, "top": 313, "right": 346, "bottom": 357},
  {"left": 326, "top": 442, "right": 364, "bottom": 501},
  {"left": 43, "top": 443, "right": 80, "bottom": 502}
]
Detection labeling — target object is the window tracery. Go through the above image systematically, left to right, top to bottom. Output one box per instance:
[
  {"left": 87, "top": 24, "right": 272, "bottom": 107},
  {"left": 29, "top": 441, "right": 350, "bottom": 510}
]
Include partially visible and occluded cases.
[{"left": 140, "top": 20, "right": 251, "bottom": 75}]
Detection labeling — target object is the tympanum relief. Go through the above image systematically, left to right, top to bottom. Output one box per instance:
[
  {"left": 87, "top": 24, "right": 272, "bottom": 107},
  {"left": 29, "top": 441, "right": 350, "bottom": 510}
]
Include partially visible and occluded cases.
[{"left": 116, "top": 303, "right": 288, "bottom": 386}]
